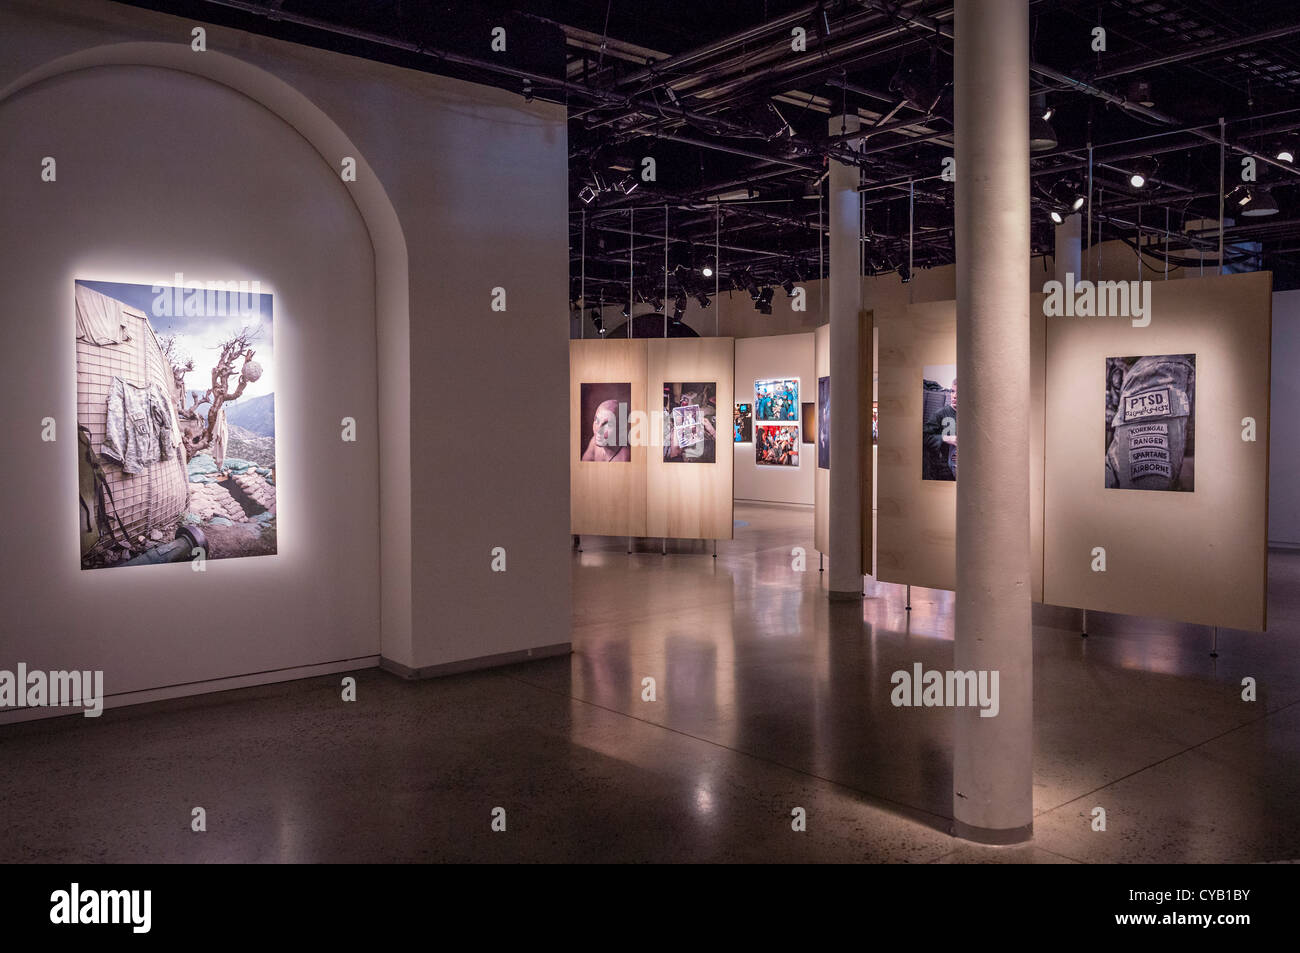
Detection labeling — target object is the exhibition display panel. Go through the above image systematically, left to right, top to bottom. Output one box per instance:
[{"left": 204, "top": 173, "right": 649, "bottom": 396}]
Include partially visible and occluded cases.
[
  {"left": 1043, "top": 272, "right": 1271, "bottom": 631},
  {"left": 876, "top": 298, "right": 1046, "bottom": 599},
  {"left": 570, "top": 336, "right": 735, "bottom": 541}
]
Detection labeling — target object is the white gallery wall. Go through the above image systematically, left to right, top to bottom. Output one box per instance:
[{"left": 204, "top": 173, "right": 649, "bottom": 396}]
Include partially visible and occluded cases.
[
  {"left": 0, "top": 0, "right": 570, "bottom": 710},
  {"left": 734, "top": 332, "right": 816, "bottom": 504}
]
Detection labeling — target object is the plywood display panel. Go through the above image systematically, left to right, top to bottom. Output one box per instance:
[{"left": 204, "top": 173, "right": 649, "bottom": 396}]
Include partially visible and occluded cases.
[
  {"left": 1043, "top": 272, "right": 1271, "bottom": 631},
  {"left": 876, "top": 300, "right": 1044, "bottom": 598},
  {"left": 860, "top": 310, "right": 876, "bottom": 577},
  {"left": 814, "top": 324, "right": 830, "bottom": 554},
  {"left": 733, "top": 332, "right": 816, "bottom": 503},
  {"left": 647, "top": 337, "right": 735, "bottom": 539},
  {"left": 571, "top": 338, "right": 648, "bottom": 537}
]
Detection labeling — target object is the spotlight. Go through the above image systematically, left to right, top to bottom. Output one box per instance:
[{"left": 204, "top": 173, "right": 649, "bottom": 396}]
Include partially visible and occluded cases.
[
  {"left": 1126, "top": 76, "right": 1155, "bottom": 109},
  {"left": 1030, "top": 92, "right": 1057, "bottom": 152},
  {"left": 1042, "top": 104, "right": 1054, "bottom": 121},
  {"left": 1275, "top": 138, "right": 1298, "bottom": 164},
  {"left": 1279, "top": 147, "right": 1296, "bottom": 164},
  {"left": 1128, "top": 157, "right": 1157, "bottom": 189},
  {"left": 802, "top": 170, "right": 829, "bottom": 199},
  {"left": 612, "top": 175, "right": 638, "bottom": 195},
  {"left": 1048, "top": 180, "right": 1085, "bottom": 219},
  {"left": 579, "top": 185, "right": 599, "bottom": 204},
  {"left": 1240, "top": 187, "right": 1279, "bottom": 217},
  {"left": 701, "top": 255, "right": 715, "bottom": 278},
  {"left": 896, "top": 262, "right": 912, "bottom": 284},
  {"left": 782, "top": 278, "right": 796, "bottom": 297},
  {"left": 754, "top": 287, "right": 775, "bottom": 314},
  {"left": 695, "top": 291, "right": 711, "bottom": 309},
  {"left": 673, "top": 294, "right": 687, "bottom": 322},
  {"left": 651, "top": 296, "right": 664, "bottom": 313},
  {"left": 621, "top": 300, "right": 631, "bottom": 318},
  {"left": 591, "top": 311, "right": 605, "bottom": 335}
]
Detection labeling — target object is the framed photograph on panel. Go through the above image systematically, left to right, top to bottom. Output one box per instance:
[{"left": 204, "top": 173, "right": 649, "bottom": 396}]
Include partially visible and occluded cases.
[
  {"left": 1104, "top": 354, "right": 1195, "bottom": 491},
  {"left": 921, "top": 364, "right": 957, "bottom": 481},
  {"left": 817, "top": 375, "right": 830, "bottom": 469},
  {"left": 755, "top": 377, "right": 799, "bottom": 421},
  {"left": 663, "top": 381, "right": 717, "bottom": 463},
  {"left": 579, "top": 382, "right": 632, "bottom": 462},
  {"left": 872, "top": 400, "right": 878, "bottom": 445},
  {"left": 733, "top": 403, "right": 753, "bottom": 443},
  {"left": 756, "top": 424, "right": 800, "bottom": 467}
]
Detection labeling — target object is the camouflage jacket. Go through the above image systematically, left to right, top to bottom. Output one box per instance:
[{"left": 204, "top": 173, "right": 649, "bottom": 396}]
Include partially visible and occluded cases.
[{"left": 101, "top": 377, "right": 176, "bottom": 475}]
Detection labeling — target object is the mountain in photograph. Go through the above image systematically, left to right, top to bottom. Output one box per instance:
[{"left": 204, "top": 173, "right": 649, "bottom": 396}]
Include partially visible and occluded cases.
[{"left": 224, "top": 392, "right": 276, "bottom": 436}]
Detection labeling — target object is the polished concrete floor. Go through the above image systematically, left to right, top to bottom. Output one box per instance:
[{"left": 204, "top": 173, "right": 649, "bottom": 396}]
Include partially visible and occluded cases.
[{"left": 3, "top": 501, "right": 1299, "bottom": 862}]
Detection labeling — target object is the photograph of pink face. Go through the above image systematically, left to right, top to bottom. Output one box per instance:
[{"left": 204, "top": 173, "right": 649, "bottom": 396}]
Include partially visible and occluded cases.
[{"left": 579, "top": 382, "right": 632, "bottom": 462}]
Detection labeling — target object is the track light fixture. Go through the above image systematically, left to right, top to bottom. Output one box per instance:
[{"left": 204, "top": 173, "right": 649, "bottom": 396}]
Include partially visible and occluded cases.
[
  {"left": 891, "top": 61, "right": 943, "bottom": 114},
  {"left": 1126, "top": 76, "right": 1155, "bottom": 109},
  {"left": 1029, "top": 92, "right": 1057, "bottom": 152},
  {"left": 1275, "top": 138, "right": 1298, "bottom": 164},
  {"left": 1128, "top": 157, "right": 1157, "bottom": 189},
  {"left": 578, "top": 185, "right": 599, "bottom": 204},
  {"left": 1233, "top": 185, "right": 1279, "bottom": 217},
  {"left": 701, "top": 255, "right": 715, "bottom": 278},
  {"left": 896, "top": 262, "right": 912, "bottom": 284},
  {"left": 782, "top": 278, "right": 796, "bottom": 297},
  {"left": 754, "top": 287, "right": 775, "bottom": 314},
  {"left": 673, "top": 294, "right": 687, "bottom": 321},
  {"left": 592, "top": 311, "right": 605, "bottom": 335}
]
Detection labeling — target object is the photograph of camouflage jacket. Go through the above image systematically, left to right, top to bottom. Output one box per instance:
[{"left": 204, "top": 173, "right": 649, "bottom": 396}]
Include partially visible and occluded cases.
[
  {"left": 1105, "top": 354, "right": 1195, "bottom": 491},
  {"left": 100, "top": 376, "right": 177, "bottom": 475}
]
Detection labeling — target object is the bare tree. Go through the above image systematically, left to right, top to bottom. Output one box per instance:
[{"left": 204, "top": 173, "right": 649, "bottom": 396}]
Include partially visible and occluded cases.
[{"left": 164, "top": 328, "right": 263, "bottom": 461}]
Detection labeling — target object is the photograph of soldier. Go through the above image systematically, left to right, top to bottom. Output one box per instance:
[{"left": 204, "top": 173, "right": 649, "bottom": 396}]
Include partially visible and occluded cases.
[
  {"left": 1105, "top": 354, "right": 1195, "bottom": 491},
  {"left": 922, "top": 365, "right": 957, "bottom": 481},
  {"left": 817, "top": 376, "right": 831, "bottom": 469},
  {"left": 755, "top": 377, "right": 799, "bottom": 421},
  {"left": 663, "top": 381, "right": 717, "bottom": 463},
  {"left": 579, "top": 382, "right": 632, "bottom": 462},
  {"left": 734, "top": 403, "right": 753, "bottom": 443},
  {"left": 755, "top": 424, "right": 800, "bottom": 467}
]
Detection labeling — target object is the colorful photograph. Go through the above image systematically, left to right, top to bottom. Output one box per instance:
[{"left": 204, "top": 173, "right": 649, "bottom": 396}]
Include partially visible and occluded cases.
[
  {"left": 75, "top": 278, "right": 276, "bottom": 570},
  {"left": 1105, "top": 354, "right": 1195, "bottom": 491},
  {"left": 922, "top": 364, "right": 957, "bottom": 482},
  {"left": 755, "top": 377, "right": 799, "bottom": 422},
  {"left": 663, "top": 381, "right": 717, "bottom": 463},
  {"left": 579, "top": 382, "right": 632, "bottom": 462},
  {"left": 734, "top": 403, "right": 753, "bottom": 443},
  {"left": 756, "top": 424, "right": 800, "bottom": 468}
]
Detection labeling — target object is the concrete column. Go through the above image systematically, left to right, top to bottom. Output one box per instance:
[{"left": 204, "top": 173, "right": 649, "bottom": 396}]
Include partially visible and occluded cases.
[
  {"left": 953, "top": 0, "right": 1034, "bottom": 843},
  {"left": 828, "top": 114, "right": 863, "bottom": 598},
  {"left": 1054, "top": 213, "right": 1082, "bottom": 285}
]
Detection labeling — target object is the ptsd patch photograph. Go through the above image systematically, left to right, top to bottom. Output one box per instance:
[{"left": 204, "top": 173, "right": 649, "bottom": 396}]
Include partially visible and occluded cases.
[
  {"left": 75, "top": 279, "right": 276, "bottom": 571},
  {"left": 1105, "top": 354, "right": 1196, "bottom": 492},
  {"left": 922, "top": 364, "right": 957, "bottom": 482},
  {"left": 818, "top": 375, "right": 830, "bottom": 469},
  {"left": 755, "top": 377, "right": 799, "bottom": 421},
  {"left": 663, "top": 381, "right": 717, "bottom": 463},
  {"left": 579, "top": 382, "right": 631, "bottom": 462},
  {"left": 733, "top": 402, "right": 752, "bottom": 443},
  {"left": 756, "top": 423, "right": 800, "bottom": 467}
]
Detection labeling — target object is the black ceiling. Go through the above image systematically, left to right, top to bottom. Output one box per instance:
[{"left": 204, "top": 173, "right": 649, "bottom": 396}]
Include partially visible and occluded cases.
[{"left": 114, "top": 0, "right": 1300, "bottom": 301}]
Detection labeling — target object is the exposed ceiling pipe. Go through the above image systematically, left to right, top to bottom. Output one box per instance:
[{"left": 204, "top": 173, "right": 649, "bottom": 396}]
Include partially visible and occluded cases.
[
  {"left": 612, "top": 3, "right": 823, "bottom": 90},
  {"left": 1093, "top": 23, "right": 1300, "bottom": 80}
]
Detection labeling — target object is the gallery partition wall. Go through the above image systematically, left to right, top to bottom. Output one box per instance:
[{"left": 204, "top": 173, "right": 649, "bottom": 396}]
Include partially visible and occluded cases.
[{"left": 0, "top": 0, "right": 571, "bottom": 716}]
